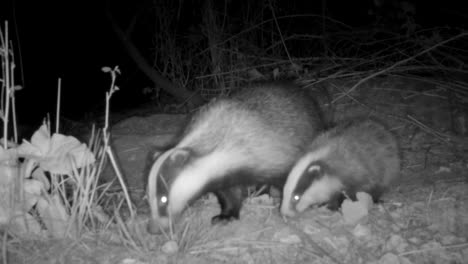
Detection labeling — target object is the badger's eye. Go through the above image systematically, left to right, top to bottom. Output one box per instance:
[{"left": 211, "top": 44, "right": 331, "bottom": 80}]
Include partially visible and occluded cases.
[
  {"left": 293, "top": 194, "right": 300, "bottom": 202},
  {"left": 160, "top": 196, "right": 168, "bottom": 204}
]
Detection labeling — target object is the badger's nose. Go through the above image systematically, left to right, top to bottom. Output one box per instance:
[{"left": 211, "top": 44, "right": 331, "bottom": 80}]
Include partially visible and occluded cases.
[
  {"left": 280, "top": 201, "right": 298, "bottom": 218},
  {"left": 147, "top": 217, "right": 170, "bottom": 234}
]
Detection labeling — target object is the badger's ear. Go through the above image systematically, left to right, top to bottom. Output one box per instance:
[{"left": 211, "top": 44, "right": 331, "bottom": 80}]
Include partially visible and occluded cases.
[
  {"left": 168, "top": 148, "right": 193, "bottom": 166},
  {"left": 293, "top": 162, "right": 324, "bottom": 197},
  {"left": 306, "top": 163, "right": 323, "bottom": 177}
]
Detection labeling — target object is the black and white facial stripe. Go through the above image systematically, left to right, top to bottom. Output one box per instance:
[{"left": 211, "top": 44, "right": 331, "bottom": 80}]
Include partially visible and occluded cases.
[
  {"left": 147, "top": 82, "right": 325, "bottom": 233},
  {"left": 281, "top": 118, "right": 400, "bottom": 217}
]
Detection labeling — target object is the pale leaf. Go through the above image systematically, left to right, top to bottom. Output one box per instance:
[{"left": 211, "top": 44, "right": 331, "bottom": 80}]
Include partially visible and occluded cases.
[
  {"left": 17, "top": 124, "right": 51, "bottom": 158},
  {"left": 18, "top": 124, "right": 95, "bottom": 175},
  {"left": 30, "top": 124, "right": 51, "bottom": 155},
  {"left": 41, "top": 133, "right": 95, "bottom": 174},
  {"left": 23, "top": 159, "right": 38, "bottom": 179},
  {"left": 31, "top": 167, "right": 50, "bottom": 191},
  {"left": 23, "top": 179, "right": 46, "bottom": 211},
  {"left": 23, "top": 179, "right": 44, "bottom": 196},
  {"left": 23, "top": 192, "right": 41, "bottom": 212},
  {"left": 342, "top": 192, "right": 373, "bottom": 226},
  {"left": 36, "top": 194, "right": 72, "bottom": 238},
  {"left": 8, "top": 210, "right": 44, "bottom": 238}
]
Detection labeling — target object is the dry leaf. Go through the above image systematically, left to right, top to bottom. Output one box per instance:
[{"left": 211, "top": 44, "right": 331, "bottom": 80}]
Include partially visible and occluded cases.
[
  {"left": 18, "top": 124, "right": 95, "bottom": 175},
  {"left": 36, "top": 193, "right": 75, "bottom": 238},
  {"left": 8, "top": 210, "right": 44, "bottom": 238}
]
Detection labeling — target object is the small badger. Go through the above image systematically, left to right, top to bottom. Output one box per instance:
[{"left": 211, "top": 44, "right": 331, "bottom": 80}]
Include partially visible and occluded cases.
[
  {"left": 147, "top": 82, "right": 324, "bottom": 233},
  {"left": 281, "top": 118, "right": 400, "bottom": 217}
]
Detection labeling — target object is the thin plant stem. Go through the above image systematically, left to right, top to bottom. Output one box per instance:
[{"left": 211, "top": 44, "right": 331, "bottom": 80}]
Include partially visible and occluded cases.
[
  {"left": 268, "top": 0, "right": 293, "bottom": 65},
  {"left": 3, "top": 21, "right": 10, "bottom": 148},
  {"left": 332, "top": 32, "right": 468, "bottom": 104},
  {"left": 9, "top": 43, "right": 18, "bottom": 144},
  {"left": 102, "top": 66, "right": 134, "bottom": 218},
  {"left": 56, "top": 78, "right": 61, "bottom": 134}
]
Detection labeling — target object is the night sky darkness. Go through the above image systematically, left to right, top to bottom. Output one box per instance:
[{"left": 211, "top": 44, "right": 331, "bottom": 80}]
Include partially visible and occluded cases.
[
  {"left": 1, "top": 0, "right": 467, "bottom": 126},
  {"left": 2, "top": 1, "right": 125, "bottom": 123}
]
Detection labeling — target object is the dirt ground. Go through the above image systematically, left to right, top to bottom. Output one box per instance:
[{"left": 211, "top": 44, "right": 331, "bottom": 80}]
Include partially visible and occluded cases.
[{"left": 4, "top": 78, "right": 468, "bottom": 264}]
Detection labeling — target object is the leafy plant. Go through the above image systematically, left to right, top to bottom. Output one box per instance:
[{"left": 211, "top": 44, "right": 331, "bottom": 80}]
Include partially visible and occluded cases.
[
  {"left": 0, "top": 22, "right": 131, "bottom": 240},
  {"left": 10, "top": 123, "right": 96, "bottom": 238}
]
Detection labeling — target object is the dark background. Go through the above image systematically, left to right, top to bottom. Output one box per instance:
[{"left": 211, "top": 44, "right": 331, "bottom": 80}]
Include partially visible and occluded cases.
[{"left": 0, "top": 0, "right": 467, "bottom": 125}]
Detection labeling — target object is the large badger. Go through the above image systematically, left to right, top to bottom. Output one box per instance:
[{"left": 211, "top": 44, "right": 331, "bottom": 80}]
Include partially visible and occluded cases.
[
  {"left": 146, "top": 82, "right": 324, "bottom": 233},
  {"left": 281, "top": 118, "right": 400, "bottom": 217}
]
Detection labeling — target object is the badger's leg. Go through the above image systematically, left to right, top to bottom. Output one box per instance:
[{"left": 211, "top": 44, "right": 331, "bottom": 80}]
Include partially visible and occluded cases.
[
  {"left": 326, "top": 185, "right": 385, "bottom": 211},
  {"left": 368, "top": 185, "right": 385, "bottom": 203},
  {"left": 211, "top": 186, "right": 248, "bottom": 225},
  {"left": 326, "top": 186, "right": 359, "bottom": 210},
  {"left": 325, "top": 191, "right": 346, "bottom": 211}
]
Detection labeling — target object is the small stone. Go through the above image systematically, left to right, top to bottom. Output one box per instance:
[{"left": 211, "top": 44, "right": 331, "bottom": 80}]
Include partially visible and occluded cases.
[
  {"left": 434, "top": 166, "right": 451, "bottom": 174},
  {"left": 389, "top": 210, "right": 401, "bottom": 219},
  {"left": 303, "top": 224, "right": 321, "bottom": 235},
  {"left": 353, "top": 224, "right": 372, "bottom": 238},
  {"left": 391, "top": 224, "right": 401, "bottom": 232},
  {"left": 427, "top": 224, "right": 439, "bottom": 232},
  {"left": 273, "top": 227, "right": 302, "bottom": 244},
  {"left": 280, "top": 234, "right": 301, "bottom": 244},
  {"left": 384, "top": 234, "right": 409, "bottom": 254},
  {"left": 440, "top": 234, "right": 458, "bottom": 245},
  {"left": 408, "top": 237, "right": 421, "bottom": 245},
  {"left": 161, "top": 240, "right": 179, "bottom": 255},
  {"left": 421, "top": 241, "right": 442, "bottom": 250},
  {"left": 377, "top": 253, "right": 400, "bottom": 264},
  {"left": 119, "top": 258, "right": 147, "bottom": 264}
]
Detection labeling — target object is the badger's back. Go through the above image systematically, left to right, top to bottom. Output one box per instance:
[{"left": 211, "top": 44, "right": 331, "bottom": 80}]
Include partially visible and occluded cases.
[
  {"left": 147, "top": 82, "right": 325, "bottom": 232},
  {"left": 178, "top": 82, "right": 324, "bottom": 177},
  {"left": 281, "top": 118, "right": 400, "bottom": 217},
  {"left": 309, "top": 118, "right": 400, "bottom": 189}
]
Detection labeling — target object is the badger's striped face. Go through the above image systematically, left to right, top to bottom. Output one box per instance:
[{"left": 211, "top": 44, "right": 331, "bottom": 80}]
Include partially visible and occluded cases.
[
  {"left": 281, "top": 146, "right": 343, "bottom": 216},
  {"left": 147, "top": 147, "right": 235, "bottom": 233},
  {"left": 147, "top": 148, "right": 193, "bottom": 233},
  {"left": 291, "top": 164, "right": 323, "bottom": 204},
  {"left": 293, "top": 165, "right": 344, "bottom": 213}
]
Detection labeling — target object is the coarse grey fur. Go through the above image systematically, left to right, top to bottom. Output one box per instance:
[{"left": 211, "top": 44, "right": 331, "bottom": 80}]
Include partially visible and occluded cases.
[
  {"left": 147, "top": 81, "right": 325, "bottom": 233},
  {"left": 282, "top": 118, "right": 400, "bottom": 215}
]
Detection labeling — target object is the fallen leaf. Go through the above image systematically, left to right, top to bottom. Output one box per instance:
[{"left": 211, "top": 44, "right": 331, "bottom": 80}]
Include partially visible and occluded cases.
[
  {"left": 18, "top": 124, "right": 95, "bottom": 175},
  {"left": 342, "top": 192, "right": 373, "bottom": 225}
]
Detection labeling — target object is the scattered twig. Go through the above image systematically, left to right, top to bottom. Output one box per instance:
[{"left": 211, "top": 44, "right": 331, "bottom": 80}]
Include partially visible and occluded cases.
[
  {"left": 332, "top": 32, "right": 468, "bottom": 104},
  {"left": 406, "top": 115, "right": 449, "bottom": 142},
  {"left": 114, "top": 210, "right": 142, "bottom": 253},
  {"left": 282, "top": 221, "right": 343, "bottom": 264},
  {"left": 399, "top": 243, "right": 468, "bottom": 257}
]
